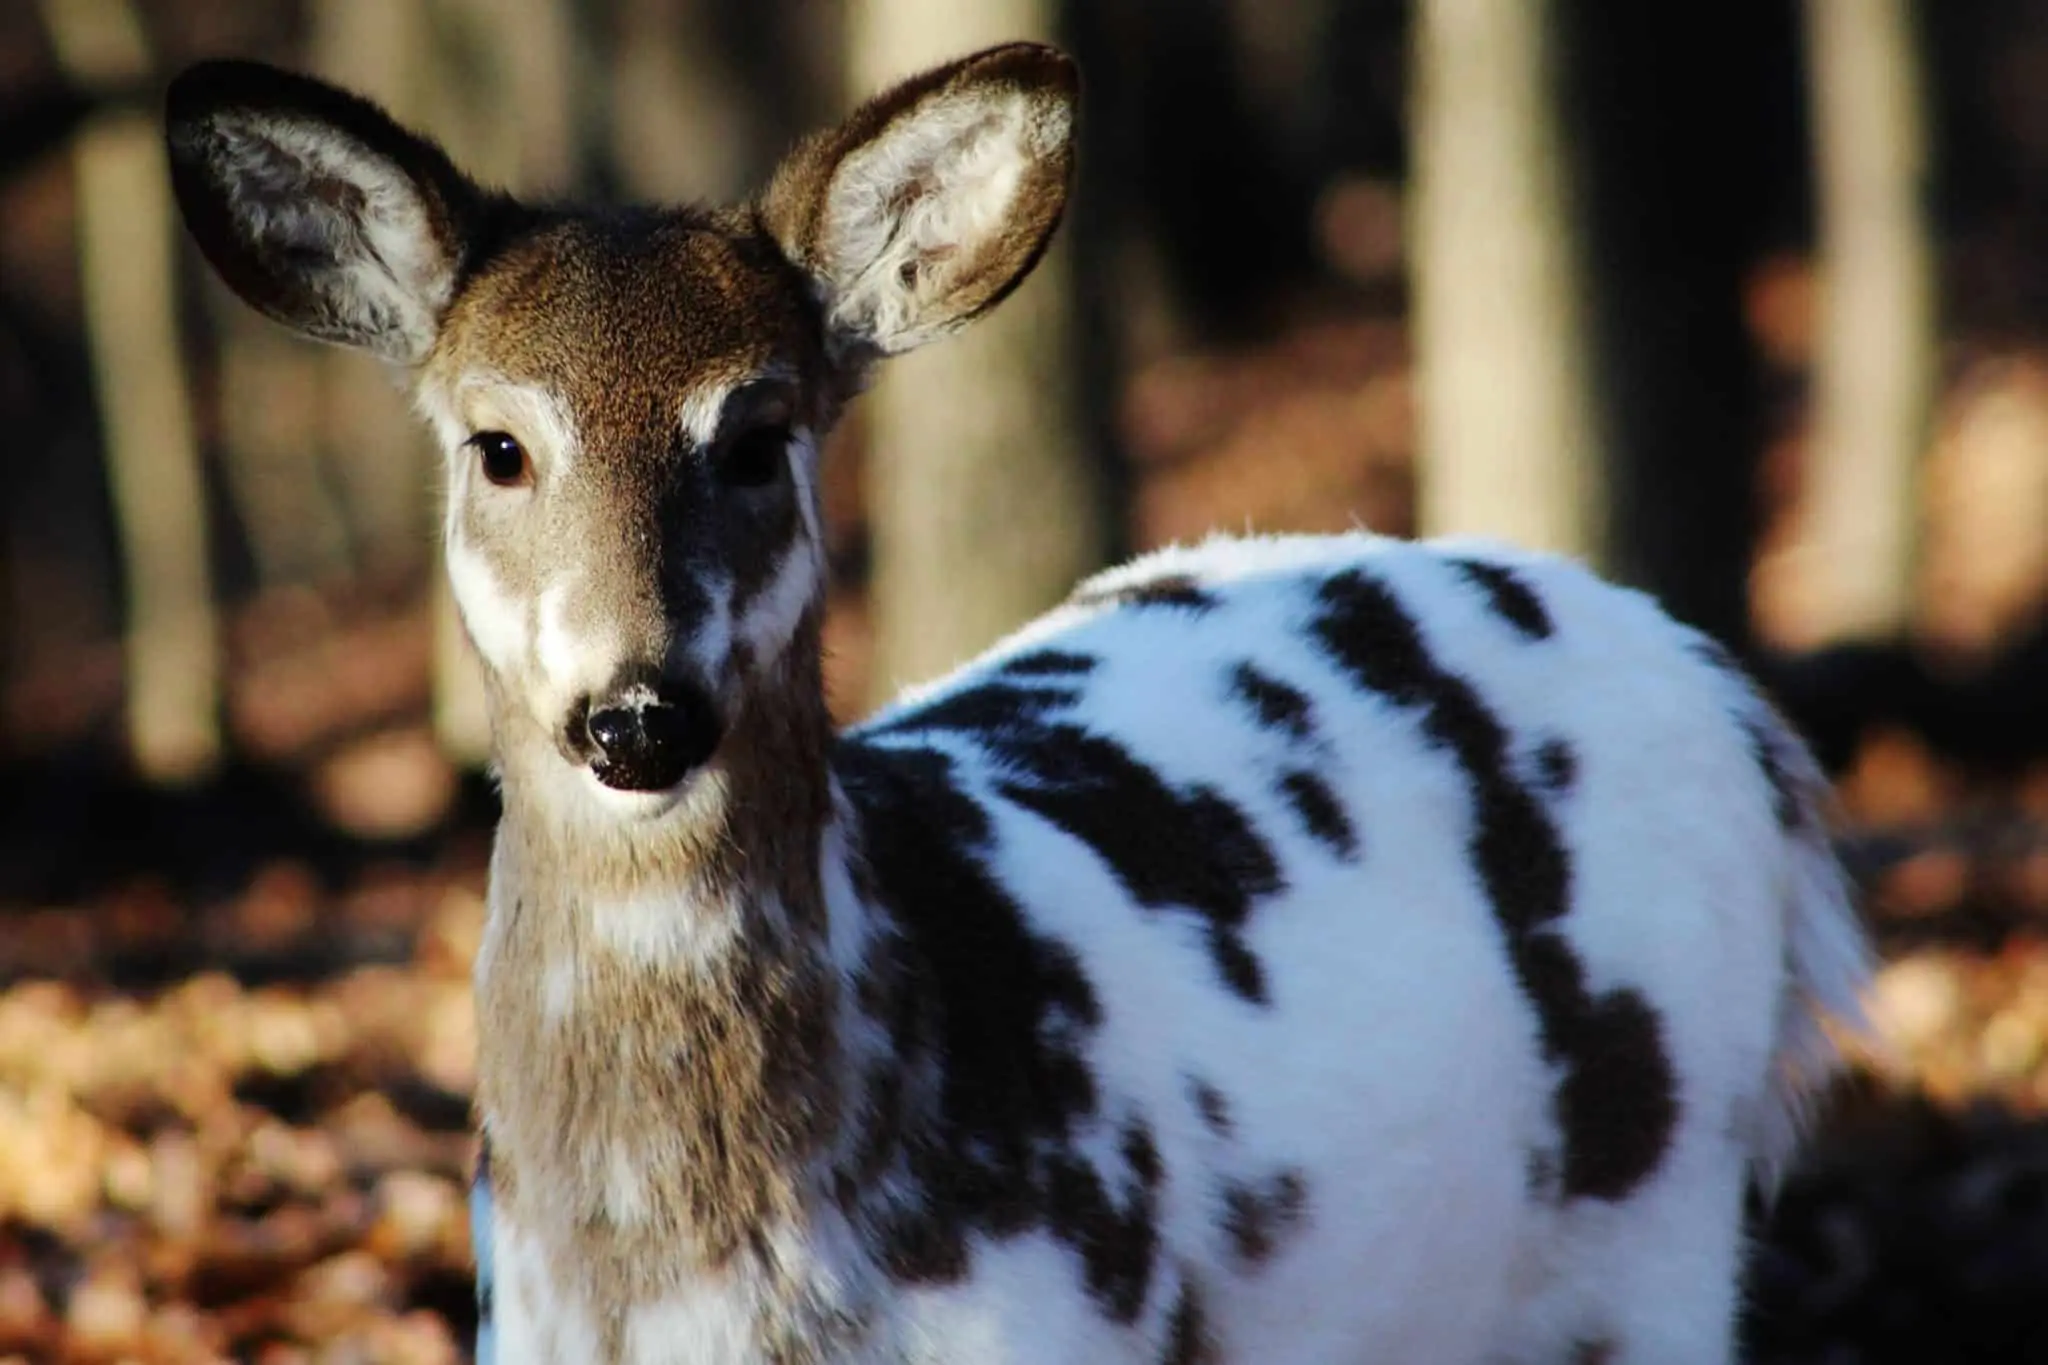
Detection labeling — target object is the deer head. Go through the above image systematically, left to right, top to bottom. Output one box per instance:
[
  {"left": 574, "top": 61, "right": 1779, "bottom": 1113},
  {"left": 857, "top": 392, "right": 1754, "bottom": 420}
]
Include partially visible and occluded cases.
[{"left": 166, "top": 44, "right": 1076, "bottom": 818}]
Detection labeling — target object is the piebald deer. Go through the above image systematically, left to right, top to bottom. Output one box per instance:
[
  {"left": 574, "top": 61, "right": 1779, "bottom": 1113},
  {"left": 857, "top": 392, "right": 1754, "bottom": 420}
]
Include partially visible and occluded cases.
[{"left": 165, "top": 43, "right": 1870, "bottom": 1365}]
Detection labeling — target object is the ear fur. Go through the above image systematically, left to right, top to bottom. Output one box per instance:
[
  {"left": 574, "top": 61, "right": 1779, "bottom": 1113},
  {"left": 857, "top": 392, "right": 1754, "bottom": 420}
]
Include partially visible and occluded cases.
[
  {"left": 760, "top": 42, "right": 1078, "bottom": 363},
  {"left": 164, "top": 60, "right": 500, "bottom": 364}
]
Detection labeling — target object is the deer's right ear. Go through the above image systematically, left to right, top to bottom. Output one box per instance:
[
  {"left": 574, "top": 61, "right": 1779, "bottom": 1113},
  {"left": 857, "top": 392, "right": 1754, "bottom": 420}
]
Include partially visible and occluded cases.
[{"left": 165, "top": 60, "right": 489, "bottom": 365}]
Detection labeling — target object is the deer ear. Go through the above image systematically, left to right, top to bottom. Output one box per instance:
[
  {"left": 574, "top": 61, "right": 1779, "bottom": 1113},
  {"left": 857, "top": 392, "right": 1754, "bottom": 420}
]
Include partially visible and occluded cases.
[
  {"left": 761, "top": 42, "right": 1077, "bottom": 363},
  {"left": 165, "top": 60, "right": 493, "bottom": 364}
]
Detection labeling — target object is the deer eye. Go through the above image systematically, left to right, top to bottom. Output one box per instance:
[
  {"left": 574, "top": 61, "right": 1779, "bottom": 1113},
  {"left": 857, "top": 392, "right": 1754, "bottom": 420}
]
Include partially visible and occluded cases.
[
  {"left": 716, "top": 423, "right": 791, "bottom": 490},
  {"left": 467, "top": 431, "right": 530, "bottom": 488}
]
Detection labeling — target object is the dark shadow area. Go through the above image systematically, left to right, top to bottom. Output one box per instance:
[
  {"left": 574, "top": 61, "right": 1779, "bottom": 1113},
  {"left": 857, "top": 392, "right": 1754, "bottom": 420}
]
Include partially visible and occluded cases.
[{"left": 1748, "top": 1082, "right": 2048, "bottom": 1364}]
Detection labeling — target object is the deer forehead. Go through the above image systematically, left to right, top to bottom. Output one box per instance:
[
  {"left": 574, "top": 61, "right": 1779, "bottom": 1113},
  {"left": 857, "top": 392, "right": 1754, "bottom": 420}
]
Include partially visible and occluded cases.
[{"left": 423, "top": 212, "right": 830, "bottom": 457}]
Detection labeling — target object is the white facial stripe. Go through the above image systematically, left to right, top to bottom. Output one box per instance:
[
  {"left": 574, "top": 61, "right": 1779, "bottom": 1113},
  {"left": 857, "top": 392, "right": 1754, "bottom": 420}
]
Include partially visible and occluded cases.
[
  {"left": 788, "top": 427, "right": 824, "bottom": 550},
  {"left": 446, "top": 534, "right": 530, "bottom": 671},
  {"left": 738, "top": 539, "right": 824, "bottom": 662},
  {"left": 690, "top": 573, "right": 735, "bottom": 681},
  {"left": 534, "top": 579, "right": 581, "bottom": 693}
]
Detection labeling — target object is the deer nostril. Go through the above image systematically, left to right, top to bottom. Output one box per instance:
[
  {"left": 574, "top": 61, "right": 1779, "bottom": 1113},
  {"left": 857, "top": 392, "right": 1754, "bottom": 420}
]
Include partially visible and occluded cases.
[
  {"left": 582, "top": 685, "right": 722, "bottom": 793},
  {"left": 585, "top": 705, "right": 642, "bottom": 761}
]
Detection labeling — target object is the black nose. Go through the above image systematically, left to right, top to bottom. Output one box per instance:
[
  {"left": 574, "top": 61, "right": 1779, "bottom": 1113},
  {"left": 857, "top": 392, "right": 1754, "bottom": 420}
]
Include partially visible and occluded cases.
[{"left": 582, "top": 683, "right": 722, "bottom": 792}]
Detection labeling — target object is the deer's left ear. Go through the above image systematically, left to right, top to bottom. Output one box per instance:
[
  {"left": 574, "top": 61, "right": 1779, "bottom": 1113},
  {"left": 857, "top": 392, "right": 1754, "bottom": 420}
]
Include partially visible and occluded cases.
[{"left": 760, "top": 42, "right": 1077, "bottom": 364}]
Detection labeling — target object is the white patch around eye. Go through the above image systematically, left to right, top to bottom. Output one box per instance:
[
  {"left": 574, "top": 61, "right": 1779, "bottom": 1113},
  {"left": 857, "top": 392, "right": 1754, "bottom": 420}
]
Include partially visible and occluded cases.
[
  {"left": 426, "top": 373, "right": 582, "bottom": 484},
  {"left": 678, "top": 379, "right": 737, "bottom": 452},
  {"left": 445, "top": 535, "right": 530, "bottom": 672},
  {"left": 738, "top": 539, "right": 824, "bottom": 663}
]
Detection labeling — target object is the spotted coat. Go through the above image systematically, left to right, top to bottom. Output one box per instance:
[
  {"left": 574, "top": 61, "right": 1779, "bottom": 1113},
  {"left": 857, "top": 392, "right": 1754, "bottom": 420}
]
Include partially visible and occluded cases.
[{"left": 455, "top": 529, "right": 1862, "bottom": 1365}]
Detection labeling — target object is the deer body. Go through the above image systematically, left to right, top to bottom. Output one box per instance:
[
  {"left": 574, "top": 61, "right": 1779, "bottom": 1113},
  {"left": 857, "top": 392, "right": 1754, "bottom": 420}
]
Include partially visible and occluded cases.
[{"left": 166, "top": 46, "right": 1869, "bottom": 1365}]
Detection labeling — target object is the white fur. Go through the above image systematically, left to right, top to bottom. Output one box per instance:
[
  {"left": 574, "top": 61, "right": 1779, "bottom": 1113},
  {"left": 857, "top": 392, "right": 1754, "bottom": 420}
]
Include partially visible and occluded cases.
[
  {"left": 441, "top": 376, "right": 585, "bottom": 485},
  {"left": 678, "top": 379, "right": 736, "bottom": 453},
  {"left": 788, "top": 428, "right": 825, "bottom": 552},
  {"left": 475, "top": 531, "right": 1871, "bottom": 1365},
  {"left": 445, "top": 535, "right": 530, "bottom": 673},
  {"left": 737, "top": 541, "right": 824, "bottom": 663},
  {"left": 534, "top": 579, "right": 583, "bottom": 695},
  {"left": 589, "top": 886, "right": 746, "bottom": 972},
  {"left": 540, "top": 957, "right": 578, "bottom": 1027},
  {"left": 489, "top": 1216, "right": 603, "bottom": 1365}
]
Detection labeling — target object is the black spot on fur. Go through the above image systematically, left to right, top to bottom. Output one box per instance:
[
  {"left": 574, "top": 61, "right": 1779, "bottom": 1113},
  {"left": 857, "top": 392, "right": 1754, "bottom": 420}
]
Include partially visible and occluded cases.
[
  {"left": 1451, "top": 557, "right": 1554, "bottom": 640},
  {"left": 1312, "top": 568, "right": 1679, "bottom": 1202},
  {"left": 1073, "top": 572, "right": 1220, "bottom": 614},
  {"left": 1002, "top": 649, "right": 1101, "bottom": 678},
  {"left": 1228, "top": 663, "right": 1316, "bottom": 743},
  {"left": 870, "top": 681, "right": 1081, "bottom": 739},
  {"left": 869, "top": 686, "right": 1284, "bottom": 1006},
  {"left": 987, "top": 729, "right": 1283, "bottom": 1005},
  {"left": 1534, "top": 737, "right": 1577, "bottom": 793},
  {"left": 834, "top": 741, "right": 1122, "bottom": 1292},
  {"left": 1277, "top": 769, "right": 1359, "bottom": 860},
  {"left": 1553, "top": 986, "right": 1682, "bottom": 1201},
  {"left": 1186, "top": 1077, "right": 1232, "bottom": 1138},
  {"left": 1044, "top": 1122, "right": 1163, "bottom": 1321},
  {"left": 1525, "top": 1146, "right": 1559, "bottom": 1200},
  {"left": 1220, "top": 1168, "right": 1308, "bottom": 1267},
  {"left": 1161, "top": 1277, "right": 1215, "bottom": 1365},
  {"left": 1572, "top": 1338, "right": 1618, "bottom": 1365}
]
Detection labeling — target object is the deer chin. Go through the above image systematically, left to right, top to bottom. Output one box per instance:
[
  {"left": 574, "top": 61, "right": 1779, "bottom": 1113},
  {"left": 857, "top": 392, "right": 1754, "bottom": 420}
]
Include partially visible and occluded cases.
[
  {"left": 588, "top": 744, "right": 704, "bottom": 795},
  {"left": 571, "top": 760, "right": 722, "bottom": 824}
]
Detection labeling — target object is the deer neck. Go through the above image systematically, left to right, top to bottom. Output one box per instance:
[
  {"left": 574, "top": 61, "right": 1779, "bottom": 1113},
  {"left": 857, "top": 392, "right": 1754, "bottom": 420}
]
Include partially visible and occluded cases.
[{"left": 472, "top": 625, "right": 853, "bottom": 1287}]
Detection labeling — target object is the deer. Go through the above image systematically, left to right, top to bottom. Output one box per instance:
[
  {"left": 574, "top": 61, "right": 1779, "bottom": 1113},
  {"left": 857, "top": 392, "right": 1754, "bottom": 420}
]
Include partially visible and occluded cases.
[{"left": 164, "top": 42, "right": 1871, "bottom": 1365}]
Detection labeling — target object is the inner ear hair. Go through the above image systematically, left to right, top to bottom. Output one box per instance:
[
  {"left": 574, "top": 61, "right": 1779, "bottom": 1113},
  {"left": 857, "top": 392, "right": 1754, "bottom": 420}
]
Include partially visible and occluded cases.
[
  {"left": 760, "top": 42, "right": 1078, "bottom": 364},
  {"left": 165, "top": 60, "right": 504, "bottom": 364}
]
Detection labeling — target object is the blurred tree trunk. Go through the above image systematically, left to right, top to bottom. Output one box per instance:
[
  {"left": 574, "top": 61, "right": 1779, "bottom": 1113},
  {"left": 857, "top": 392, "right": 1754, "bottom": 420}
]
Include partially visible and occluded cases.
[
  {"left": 43, "top": 0, "right": 219, "bottom": 781},
  {"left": 309, "top": 0, "right": 436, "bottom": 584},
  {"left": 607, "top": 0, "right": 752, "bottom": 202},
  {"left": 850, "top": 0, "right": 1113, "bottom": 706},
  {"left": 1409, "top": 0, "right": 1606, "bottom": 565},
  {"left": 1552, "top": 0, "right": 1791, "bottom": 651},
  {"left": 1783, "top": 0, "right": 1934, "bottom": 646}
]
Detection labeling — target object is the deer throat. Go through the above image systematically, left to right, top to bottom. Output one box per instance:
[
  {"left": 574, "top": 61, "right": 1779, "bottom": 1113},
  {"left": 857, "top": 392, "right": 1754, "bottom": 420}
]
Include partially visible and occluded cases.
[{"left": 473, "top": 707, "right": 846, "bottom": 1300}]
